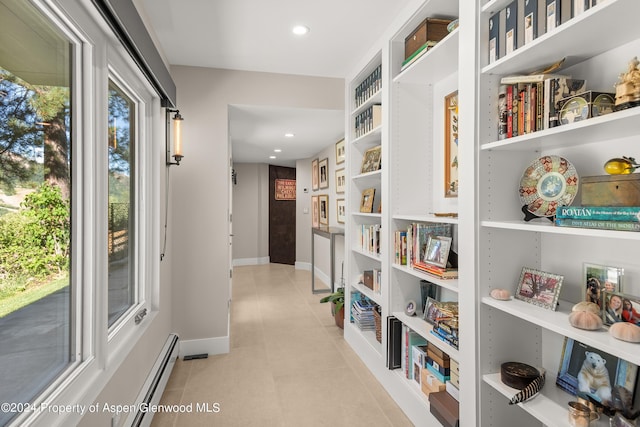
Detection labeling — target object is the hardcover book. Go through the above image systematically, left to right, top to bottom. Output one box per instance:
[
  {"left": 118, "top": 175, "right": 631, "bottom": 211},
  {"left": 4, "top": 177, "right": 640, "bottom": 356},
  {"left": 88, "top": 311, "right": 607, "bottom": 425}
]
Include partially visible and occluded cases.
[
  {"left": 504, "top": 0, "right": 518, "bottom": 55},
  {"left": 524, "top": 0, "right": 538, "bottom": 44},
  {"left": 545, "top": 0, "right": 561, "bottom": 32},
  {"left": 488, "top": 13, "right": 500, "bottom": 63},
  {"left": 555, "top": 206, "right": 640, "bottom": 222},
  {"left": 555, "top": 218, "right": 640, "bottom": 232}
]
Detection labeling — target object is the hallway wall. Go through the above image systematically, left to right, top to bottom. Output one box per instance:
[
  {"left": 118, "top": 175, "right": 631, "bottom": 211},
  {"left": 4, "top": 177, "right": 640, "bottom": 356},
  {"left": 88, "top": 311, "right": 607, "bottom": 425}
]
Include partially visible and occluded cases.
[{"left": 169, "top": 66, "right": 344, "bottom": 354}]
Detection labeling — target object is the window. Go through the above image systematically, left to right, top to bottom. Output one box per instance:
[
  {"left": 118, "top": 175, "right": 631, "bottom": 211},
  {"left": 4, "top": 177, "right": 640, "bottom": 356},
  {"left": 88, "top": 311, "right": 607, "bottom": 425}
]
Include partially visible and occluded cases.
[
  {"left": 0, "top": 0, "right": 73, "bottom": 424},
  {"left": 108, "top": 80, "right": 136, "bottom": 328}
]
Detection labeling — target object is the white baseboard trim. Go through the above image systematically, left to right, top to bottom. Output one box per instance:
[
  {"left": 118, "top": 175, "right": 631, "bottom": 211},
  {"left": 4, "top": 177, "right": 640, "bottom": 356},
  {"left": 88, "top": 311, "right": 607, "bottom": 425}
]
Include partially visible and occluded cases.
[
  {"left": 233, "top": 256, "right": 270, "bottom": 266},
  {"left": 295, "top": 261, "right": 311, "bottom": 271},
  {"left": 312, "top": 267, "right": 332, "bottom": 291},
  {"left": 179, "top": 336, "right": 229, "bottom": 358}
]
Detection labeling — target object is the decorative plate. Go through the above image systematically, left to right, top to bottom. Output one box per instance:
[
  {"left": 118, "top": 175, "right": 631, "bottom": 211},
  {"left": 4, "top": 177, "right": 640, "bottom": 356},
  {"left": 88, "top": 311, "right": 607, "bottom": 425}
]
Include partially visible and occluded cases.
[{"left": 519, "top": 155, "right": 579, "bottom": 217}]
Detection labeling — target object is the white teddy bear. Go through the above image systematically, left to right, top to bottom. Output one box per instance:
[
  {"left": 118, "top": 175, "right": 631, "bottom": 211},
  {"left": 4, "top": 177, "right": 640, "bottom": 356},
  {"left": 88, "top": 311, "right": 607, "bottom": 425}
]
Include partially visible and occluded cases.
[{"left": 577, "top": 351, "right": 612, "bottom": 403}]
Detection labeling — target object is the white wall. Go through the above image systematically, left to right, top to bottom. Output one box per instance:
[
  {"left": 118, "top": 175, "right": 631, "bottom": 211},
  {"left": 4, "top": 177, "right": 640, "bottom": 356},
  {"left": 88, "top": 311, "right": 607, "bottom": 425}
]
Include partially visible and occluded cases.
[
  {"left": 169, "top": 66, "right": 344, "bottom": 353},
  {"left": 231, "top": 163, "right": 269, "bottom": 265}
]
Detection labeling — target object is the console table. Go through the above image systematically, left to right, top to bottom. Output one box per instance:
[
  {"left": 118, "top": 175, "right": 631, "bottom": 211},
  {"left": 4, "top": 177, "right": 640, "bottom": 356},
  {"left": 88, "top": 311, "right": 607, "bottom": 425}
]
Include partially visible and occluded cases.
[{"left": 311, "top": 226, "right": 344, "bottom": 294}]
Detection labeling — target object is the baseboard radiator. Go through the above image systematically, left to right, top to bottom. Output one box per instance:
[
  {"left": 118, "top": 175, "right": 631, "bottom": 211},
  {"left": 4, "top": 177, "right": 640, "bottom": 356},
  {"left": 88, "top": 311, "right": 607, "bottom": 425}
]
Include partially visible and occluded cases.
[{"left": 127, "top": 333, "right": 179, "bottom": 427}]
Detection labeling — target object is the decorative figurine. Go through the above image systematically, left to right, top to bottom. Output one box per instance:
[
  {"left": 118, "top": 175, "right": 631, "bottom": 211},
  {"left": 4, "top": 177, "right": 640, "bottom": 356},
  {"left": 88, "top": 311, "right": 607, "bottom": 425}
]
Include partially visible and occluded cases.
[
  {"left": 614, "top": 57, "right": 640, "bottom": 111},
  {"left": 604, "top": 156, "right": 639, "bottom": 175}
]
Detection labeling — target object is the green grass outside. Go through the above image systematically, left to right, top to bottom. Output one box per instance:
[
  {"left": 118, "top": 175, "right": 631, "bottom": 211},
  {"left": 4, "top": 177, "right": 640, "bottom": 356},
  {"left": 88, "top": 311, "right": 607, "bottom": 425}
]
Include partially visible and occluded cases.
[{"left": 0, "top": 275, "right": 69, "bottom": 318}]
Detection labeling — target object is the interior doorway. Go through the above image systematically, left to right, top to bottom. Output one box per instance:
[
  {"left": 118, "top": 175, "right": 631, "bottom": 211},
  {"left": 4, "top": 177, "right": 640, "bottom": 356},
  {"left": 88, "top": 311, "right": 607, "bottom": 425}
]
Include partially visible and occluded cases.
[{"left": 269, "top": 165, "right": 296, "bottom": 265}]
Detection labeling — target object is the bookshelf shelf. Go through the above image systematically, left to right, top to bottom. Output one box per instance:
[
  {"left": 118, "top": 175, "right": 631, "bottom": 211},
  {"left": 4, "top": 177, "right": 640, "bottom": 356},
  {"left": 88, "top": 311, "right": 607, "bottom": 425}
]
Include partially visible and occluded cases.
[
  {"left": 481, "top": 0, "right": 640, "bottom": 75},
  {"left": 393, "top": 29, "right": 459, "bottom": 84},
  {"left": 351, "top": 89, "right": 382, "bottom": 117},
  {"left": 351, "top": 126, "right": 382, "bottom": 147},
  {"left": 392, "top": 214, "right": 459, "bottom": 225},
  {"left": 481, "top": 220, "right": 640, "bottom": 241},
  {"left": 351, "top": 247, "right": 381, "bottom": 262},
  {"left": 392, "top": 264, "right": 459, "bottom": 294},
  {"left": 352, "top": 281, "right": 382, "bottom": 305},
  {"left": 393, "top": 311, "right": 460, "bottom": 361}
]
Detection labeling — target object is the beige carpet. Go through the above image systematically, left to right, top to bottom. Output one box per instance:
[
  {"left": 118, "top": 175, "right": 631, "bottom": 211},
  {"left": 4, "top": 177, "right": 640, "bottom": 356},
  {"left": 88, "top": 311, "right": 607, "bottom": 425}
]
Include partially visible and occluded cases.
[{"left": 151, "top": 263, "right": 412, "bottom": 426}]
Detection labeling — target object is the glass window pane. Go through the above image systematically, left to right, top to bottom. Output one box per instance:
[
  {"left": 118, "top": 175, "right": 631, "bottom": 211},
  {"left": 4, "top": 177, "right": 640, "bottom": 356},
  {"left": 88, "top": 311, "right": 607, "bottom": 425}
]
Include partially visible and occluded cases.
[
  {"left": 0, "top": 0, "right": 73, "bottom": 424},
  {"left": 108, "top": 81, "right": 135, "bottom": 327}
]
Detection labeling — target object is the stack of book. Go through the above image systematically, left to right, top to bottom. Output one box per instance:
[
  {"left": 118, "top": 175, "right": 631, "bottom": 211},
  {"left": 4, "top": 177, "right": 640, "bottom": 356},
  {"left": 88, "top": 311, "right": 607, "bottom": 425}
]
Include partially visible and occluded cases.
[
  {"left": 354, "top": 64, "right": 382, "bottom": 109},
  {"left": 354, "top": 104, "right": 382, "bottom": 138},
  {"left": 555, "top": 206, "right": 640, "bottom": 232},
  {"left": 393, "top": 222, "right": 458, "bottom": 278},
  {"left": 359, "top": 224, "right": 381, "bottom": 255},
  {"left": 351, "top": 299, "right": 376, "bottom": 332}
]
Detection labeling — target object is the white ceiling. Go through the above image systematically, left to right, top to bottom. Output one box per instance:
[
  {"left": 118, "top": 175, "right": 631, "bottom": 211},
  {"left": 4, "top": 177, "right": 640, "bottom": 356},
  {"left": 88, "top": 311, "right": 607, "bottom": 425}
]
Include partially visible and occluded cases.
[{"left": 138, "top": 0, "right": 413, "bottom": 167}]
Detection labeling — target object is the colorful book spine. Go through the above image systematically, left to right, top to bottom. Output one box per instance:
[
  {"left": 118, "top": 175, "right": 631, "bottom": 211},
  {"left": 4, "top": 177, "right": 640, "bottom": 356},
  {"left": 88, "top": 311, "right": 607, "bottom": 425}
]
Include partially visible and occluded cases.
[
  {"left": 555, "top": 206, "right": 640, "bottom": 222},
  {"left": 555, "top": 218, "right": 640, "bottom": 232}
]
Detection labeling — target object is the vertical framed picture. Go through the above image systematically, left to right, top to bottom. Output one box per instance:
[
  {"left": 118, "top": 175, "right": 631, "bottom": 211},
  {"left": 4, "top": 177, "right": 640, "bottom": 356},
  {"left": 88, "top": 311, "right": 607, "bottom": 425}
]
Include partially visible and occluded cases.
[
  {"left": 444, "top": 90, "right": 459, "bottom": 198},
  {"left": 335, "top": 138, "right": 345, "bottom": 164},
  {"left": 311, "top": 158, "right": 319, "bottom": 191},
  {"left": 319, "top": 158, "right": 329, "bottom": 189},
  {"left": 335, "top": 168, "right": 345, "bottom": 194},
  {"left": 360, "top": 188, "right": 375, "bottom": 213},
  {"left": 318, "top": 194, "right": 329, "bottom": 225},
  {"left": 311, "top": 195, "right": 319, "bottom": 228},
  {"left": 336, "top": 198, "right": 345, "bottom": 224},
  {"left": 424, "top": 235, "right": 452, "bottom": 268},
  {"left": 583, "top": 263, "right": 623, "bottom": 319},
  {"left": 514, "top": 267, "right": 564, "bottom": 311},
  {"left": 556, "top": 337, "right": 638, "bottom": 408}
]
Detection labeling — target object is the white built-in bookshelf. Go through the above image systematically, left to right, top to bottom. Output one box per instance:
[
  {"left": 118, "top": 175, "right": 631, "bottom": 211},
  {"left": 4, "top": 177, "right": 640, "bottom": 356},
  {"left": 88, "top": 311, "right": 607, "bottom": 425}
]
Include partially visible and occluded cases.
[{"left": 343, "top": 0, "right": 640, "bottom": 426}]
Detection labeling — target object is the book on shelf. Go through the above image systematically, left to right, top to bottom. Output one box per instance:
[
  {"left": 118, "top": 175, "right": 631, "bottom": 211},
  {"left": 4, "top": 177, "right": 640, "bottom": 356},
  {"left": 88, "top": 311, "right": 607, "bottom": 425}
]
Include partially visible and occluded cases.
[
  {"left": 504, "top": 0, "right": 518, "bottom": 56},
  {"left": 523, "top": 0, "right": 538, "bottom": 45},
  {"left": 488, "top": 13, "right": 500, "bottom": 64},
  {"left": 400, "top": 41, "right": 437, "bottom": 71},
  {"left": 354, "top": 64, "right": 382, "bottom": 109},
  {"left": 500, "top": 73, "right": 568, "bottom": 84},
  {"left": 555, "top": 206, "right": 640, "bottom": 222},
  {"left": 554, "top": 218, "right": 640, "bottom": 232},
  {"left": 413, "top": 263, "right": 459, "bottom": 279},
  {"left": 387, "top": 316, "right": 403, "bottom": 369},
  {"left": 403, "top": 326, "right": 428, "bottom": 380},
  {"left": 430, "top": 328, "right": 459, "bottom": 350},
  {"left": 425, "top": 361, "right": 450, "bottom": 384}
]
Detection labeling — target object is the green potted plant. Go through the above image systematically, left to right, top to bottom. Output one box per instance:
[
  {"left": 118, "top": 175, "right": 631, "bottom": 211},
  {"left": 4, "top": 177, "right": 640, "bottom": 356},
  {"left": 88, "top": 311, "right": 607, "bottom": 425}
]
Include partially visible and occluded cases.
[{"left": 320, "top": 287, "right": 345, "bottom": 329}]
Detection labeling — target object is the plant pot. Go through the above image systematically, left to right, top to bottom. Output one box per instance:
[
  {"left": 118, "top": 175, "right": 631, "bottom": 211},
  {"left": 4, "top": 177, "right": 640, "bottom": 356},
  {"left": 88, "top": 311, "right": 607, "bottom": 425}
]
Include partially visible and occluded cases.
[{"left": 332, "top": 301, "right": 345, "bottom": 329}]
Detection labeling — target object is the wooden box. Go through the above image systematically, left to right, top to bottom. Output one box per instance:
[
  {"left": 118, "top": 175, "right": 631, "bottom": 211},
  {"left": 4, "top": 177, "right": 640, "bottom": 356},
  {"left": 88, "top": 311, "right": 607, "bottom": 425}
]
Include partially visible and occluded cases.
[
  {"left": 404, "top": 18, "right": 452, "bottom": 60},
  {"left": 557, "top": 91, "right": 615, "bottom": 125},
  {"left": 580, "top": 174, "right": 640, "bottom": 207},
  {"left": 363, "top": 270, "right": 374, "bottom": 289},
  {"left": 421, "top": 370, "right": 446, "bottom": 396},
  {"left": 429, "top": 391, "right": 460, "bottom": 427}
]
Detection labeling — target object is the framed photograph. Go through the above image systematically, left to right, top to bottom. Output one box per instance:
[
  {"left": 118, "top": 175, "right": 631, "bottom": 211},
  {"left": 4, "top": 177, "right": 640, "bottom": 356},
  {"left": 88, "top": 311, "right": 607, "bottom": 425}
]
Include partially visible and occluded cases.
[
  {"left": 444, "top": 91, "right": 459, "bottom": 198},
  {"left": 335, "top": 138, "right": 345, "bottom": 164},
  {"left": 360, "top": 145, "right": 381, "bottom": 174},
  {"left": 311, "top": 158, "right": 319, "bottom": 191},
  {"left": 319, "top": 158, "right": 329, "bottom": 189},
  {"left": 335, "top": 168, "right": 345, "bottom": 194},
  {"left": 359, "top": 188, "right": 375, "bottom": 213},
  {"left": 318, "top": 194, "right": 329, "bottom": 226},
  {"left": 311, "top": 195, "right": 319, "bottom": 228},
  {"left": 336, "top": 198, "right": 345, "bottom": 224},
  {"left": 424, "top": 235, "right": 452, "bottom": 268},
  {"left": 584, "top": 263, "right": 623, "bottom": 319},
  {"left": 514, "top": 267, "right": 564, "bottom": 311},
  {"left": 603, "top": 291, "right": 640, "bottom": 326},
  {"left": 423, "top": 297, "right": 458, "bottom": 325},
  {"left": 556, "top": 337, "right": 638, "bottom": 408}
]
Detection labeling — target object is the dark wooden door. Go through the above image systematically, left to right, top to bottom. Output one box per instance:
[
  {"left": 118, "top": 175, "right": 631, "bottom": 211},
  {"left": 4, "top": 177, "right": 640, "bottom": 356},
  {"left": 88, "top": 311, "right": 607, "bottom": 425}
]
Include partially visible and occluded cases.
[{"left": 269, "top": 165, "right": 296, "bottom": 265}]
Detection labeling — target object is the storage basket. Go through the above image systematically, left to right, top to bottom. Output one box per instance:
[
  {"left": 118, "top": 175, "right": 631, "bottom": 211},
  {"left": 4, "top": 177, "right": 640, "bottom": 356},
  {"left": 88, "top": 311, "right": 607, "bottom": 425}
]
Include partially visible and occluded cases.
[{"left": 374, "top": 306, "right": 382, "bottom": 343}]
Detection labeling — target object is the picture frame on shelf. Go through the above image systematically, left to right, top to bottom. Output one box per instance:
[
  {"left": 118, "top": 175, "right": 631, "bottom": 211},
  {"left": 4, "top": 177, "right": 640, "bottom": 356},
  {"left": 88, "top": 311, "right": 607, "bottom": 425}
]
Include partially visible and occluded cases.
[
  {"left": 444, "top": 90, "right": 459, "bottom": 198},
  {"left": 335, "top": 138, "right": 345, "bottom": 164},
  {"left": 360, "top": 145, "right": 381, "bottom": 174},
  {"left": 311, "top": 158, "right": 319, "bottom": 191},
  {"left": 319, "top": 158, "right": 329, "bottom": 189},
  {"left": 335, "top": 168, "right": 345, "bottom": 194},
  {"left": 359, "top": 188, "right": 375, "bottom": 213},
  {"left": 318, "top": 194, "right": 329, "bottom": 226},
  {"left": 311, "top": 195, "right": 319, "bottom": 228},
  {"left": 336, "top": 198, "right": 345, "bottom": 224},
  {"left": 424, "top": 235, "right": 452, "bottom": 268},
  {"left": 583, "top": 263, "right": 624, "bottom": 319},
  {"left": 514, "top": 267, "right": 564, "bottom": 311},
  {"left": 603, "top": 291, "right": 640, "bottom": 326},
  {"left": 423, "top": 297, "right": 458, "bottom": 325},
  {"left": 556, "top": 337, "right": 638, "bottom": 408}
]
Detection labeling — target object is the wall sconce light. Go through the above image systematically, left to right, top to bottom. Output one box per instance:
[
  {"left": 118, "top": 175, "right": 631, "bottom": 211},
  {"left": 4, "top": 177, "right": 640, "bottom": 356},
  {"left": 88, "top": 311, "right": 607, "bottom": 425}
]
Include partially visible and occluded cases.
[{"left": 166, "top": 108, "right": 184, "bottom": 166}]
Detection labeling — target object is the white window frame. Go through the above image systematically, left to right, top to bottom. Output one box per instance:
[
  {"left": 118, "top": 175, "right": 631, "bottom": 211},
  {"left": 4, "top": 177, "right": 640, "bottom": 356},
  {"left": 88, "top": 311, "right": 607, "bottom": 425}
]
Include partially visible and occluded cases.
[{"left": 9, "top": 1, "right": 162, "bottom": 426}]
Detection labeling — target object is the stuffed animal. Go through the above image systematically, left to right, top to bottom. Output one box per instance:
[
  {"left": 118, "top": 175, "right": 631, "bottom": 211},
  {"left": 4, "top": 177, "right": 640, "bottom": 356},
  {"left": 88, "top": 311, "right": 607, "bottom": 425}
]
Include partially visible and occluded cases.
[{"left": 578, "top": 351, "right": 612, "bottom": 403}]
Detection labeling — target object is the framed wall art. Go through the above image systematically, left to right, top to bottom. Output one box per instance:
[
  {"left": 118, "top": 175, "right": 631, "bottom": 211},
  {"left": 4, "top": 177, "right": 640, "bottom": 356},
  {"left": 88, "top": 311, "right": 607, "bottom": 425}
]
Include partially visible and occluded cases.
[
  {"left": 444, "top": 90, "right": 459, "bottom": 198},
  {"left": 335, "top": 138, "right": 345, "bottom": 164},
  {"left": 360, "top": 145, "right": 381, "bottom": 174},
  {"left": 311, "top": 158, "right": 319, "bottom": 191},
  {"left": 319, "top": 158, "right": 329, "bottom": 189},
  {"left": 335, "top": 168, "right": 345, "bottom": 194},
  {"left": 360, "top": 188, "right": 375, "bottom": 213},
  {"left": 319, "top": 194, "right": 329, "bottom": 226},
  {"left": 311, "top": 195, "right": 319, "bottom": 228},
  {"left": 336, "top": 198, "right": 345, "bottom": 224},
  {"left": 584, "top": 263, "right": 624, "bottom": 319},
  {"left": 514, "top": 267, "right": 564, "bottom": 311}
]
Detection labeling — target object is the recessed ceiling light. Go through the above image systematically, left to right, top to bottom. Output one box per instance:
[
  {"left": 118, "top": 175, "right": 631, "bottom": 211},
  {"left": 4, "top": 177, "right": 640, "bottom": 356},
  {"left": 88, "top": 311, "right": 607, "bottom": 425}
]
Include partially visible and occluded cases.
[
  {"left": 292, "top": 25, "right": 309, "bottom": 36},
  {"left": 284, "top": 133, "right": 294, "bottom": 138},
  {"left": 274, "top": 149, "right": 282, "bottom": 153},
  {"left": 269, "top": 155, "right": 276, "bottom": 159}
]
